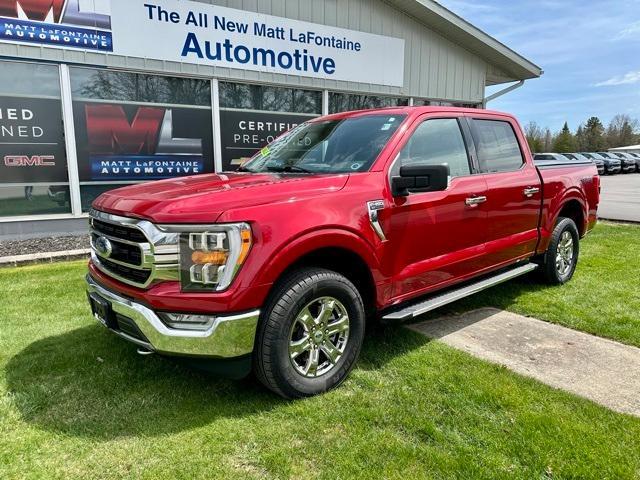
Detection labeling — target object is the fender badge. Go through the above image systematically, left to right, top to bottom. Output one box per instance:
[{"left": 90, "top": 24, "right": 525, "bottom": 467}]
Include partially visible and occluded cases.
[{"left": 367, "top": 200, "right": 387, "bottom": 242}]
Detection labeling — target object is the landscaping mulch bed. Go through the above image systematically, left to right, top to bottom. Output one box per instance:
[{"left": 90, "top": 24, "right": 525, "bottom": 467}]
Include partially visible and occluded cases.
[{"left": 0, "top": 235, "right": 90, "bottom": 258}]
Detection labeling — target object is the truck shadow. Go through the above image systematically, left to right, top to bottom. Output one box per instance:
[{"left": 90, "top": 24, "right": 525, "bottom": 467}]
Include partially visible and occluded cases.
[{"left": 5, "top": 321, "right": 426, "bottom": 440}]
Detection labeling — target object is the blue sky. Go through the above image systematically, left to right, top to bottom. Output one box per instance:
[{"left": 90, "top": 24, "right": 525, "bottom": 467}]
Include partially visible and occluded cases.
[{"left": 438, "top": 0, "right": 640, "bottom": 132}]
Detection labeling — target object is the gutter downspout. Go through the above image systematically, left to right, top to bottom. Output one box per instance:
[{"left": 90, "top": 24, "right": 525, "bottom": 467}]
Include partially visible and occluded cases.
[{"left": 483, "top": 80, "right": 525, "bottom": 108}]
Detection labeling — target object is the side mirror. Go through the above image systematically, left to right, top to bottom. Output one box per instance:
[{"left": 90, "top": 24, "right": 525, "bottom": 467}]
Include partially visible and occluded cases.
[{"left": 391, "top": 164, "right": 449, "bottom": 197}]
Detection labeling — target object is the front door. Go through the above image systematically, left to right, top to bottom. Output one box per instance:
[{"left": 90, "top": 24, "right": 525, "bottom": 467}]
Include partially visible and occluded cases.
[{"left": 384, "top": 115, "right": 489, "bottom": 303}]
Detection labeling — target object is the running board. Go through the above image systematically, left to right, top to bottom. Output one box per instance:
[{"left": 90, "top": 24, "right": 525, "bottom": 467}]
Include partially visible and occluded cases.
[{"left": 382, "top": 263, "right": 538, "bottom": 321}]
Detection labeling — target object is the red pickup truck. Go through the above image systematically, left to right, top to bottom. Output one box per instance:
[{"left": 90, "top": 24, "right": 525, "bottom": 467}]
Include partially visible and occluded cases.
[{"left": 86, "top": 107, "right": 599, "bottom": 398}]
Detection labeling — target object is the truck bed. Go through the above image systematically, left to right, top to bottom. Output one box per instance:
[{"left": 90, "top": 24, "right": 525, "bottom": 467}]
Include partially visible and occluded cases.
[{"left": 536, "top": 161, "right": 600, "bottom": 254}]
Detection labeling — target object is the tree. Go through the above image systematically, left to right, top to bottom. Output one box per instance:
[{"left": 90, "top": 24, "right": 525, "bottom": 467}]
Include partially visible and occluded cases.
[
  {"left": 606, "top": 114, "right": 639, "bottom": 148},
  {"left": 583, "top": 117, "right": 606, "bottom": 151},
  {"left": 524, "top": 121, "right": 544, "bottom": 153},
  {"left": 553, "top": 122, "right": 575, "bottom": 153},
  {"left": 574, "top": 125, "right": 586, "bottom": 151}
]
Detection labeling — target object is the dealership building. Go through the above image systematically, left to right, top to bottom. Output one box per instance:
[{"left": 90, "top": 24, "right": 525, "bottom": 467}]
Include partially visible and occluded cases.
[{"left": 0, "top": 0, "right": 541, "bottom": 240}]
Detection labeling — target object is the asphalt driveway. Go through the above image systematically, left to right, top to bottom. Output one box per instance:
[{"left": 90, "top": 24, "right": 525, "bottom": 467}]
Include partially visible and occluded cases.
[{"left": 598, "top": 174, "right": 640, "bottom": 223}]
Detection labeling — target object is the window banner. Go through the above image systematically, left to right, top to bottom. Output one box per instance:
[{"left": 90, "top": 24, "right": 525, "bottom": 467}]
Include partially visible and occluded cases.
[
  {"left": 0, "top": 0, "right": 112, "bottom": 51},
  {"left": 0, "top": 96, "right": 68, "bottom": 184},
  {"left": 72, "top": 101, "right": 214, "bottom": 181},
  {"left": 219, "top": 110, "right": 314, "bottom": 171}
]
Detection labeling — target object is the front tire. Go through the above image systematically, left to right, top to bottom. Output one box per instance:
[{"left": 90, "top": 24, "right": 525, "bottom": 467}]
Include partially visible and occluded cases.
[
  {"left": 540, "top": 217, "right": 580, "bottom": 284},
  {"left": 253, "top": 268, "right": 365, "bottom": 398}
]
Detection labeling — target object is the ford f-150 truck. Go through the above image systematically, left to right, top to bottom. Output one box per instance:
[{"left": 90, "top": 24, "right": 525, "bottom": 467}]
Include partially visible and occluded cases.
[{"left": 86, "top": 107, "right": 599, "bottom": 398}]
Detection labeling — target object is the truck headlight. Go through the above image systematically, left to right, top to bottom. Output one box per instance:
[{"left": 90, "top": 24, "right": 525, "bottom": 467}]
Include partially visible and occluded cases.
[{"left": 178, "top": 223, "right": 252, "bottom": 292}]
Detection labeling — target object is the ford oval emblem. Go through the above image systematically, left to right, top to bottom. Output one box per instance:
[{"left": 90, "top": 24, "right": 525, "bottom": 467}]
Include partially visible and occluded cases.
[{"left": 95, "top": 236, "right": 113, "bottom": 258}]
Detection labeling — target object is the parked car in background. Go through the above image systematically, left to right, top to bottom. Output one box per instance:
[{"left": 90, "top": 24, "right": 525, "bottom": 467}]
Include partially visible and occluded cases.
[
  {"left": 85, "top": 106, "right": 600, "bottom": 398},
  {"left": 598, "top": 152, "right": 635, "bottom": 173},
  {"left": 609, "top": 152, "right": 639, "bottom": 173},
  {"left": 533, "top": 153, "right": 569, "bottom": 162},
  {"left": 564, "top": 153, "right": 605, "bottom": 176},
  {"left": 581, "top": 153, "right": 621, "bottom": 175},
  {"left": 628, "top": 153, "right": 640, "bottom": 170}
]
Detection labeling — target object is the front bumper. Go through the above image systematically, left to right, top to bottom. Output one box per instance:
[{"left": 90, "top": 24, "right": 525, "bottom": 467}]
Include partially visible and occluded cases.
[{"left": 85, "top": 275, "right": 260, "bottom": 358}]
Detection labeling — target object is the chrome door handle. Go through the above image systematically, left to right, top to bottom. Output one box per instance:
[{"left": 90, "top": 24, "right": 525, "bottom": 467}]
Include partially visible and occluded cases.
[
  {"left": 523, "top": 187, "right": 540, "bottom": 198},
  {"left": 465, "top": 195, "right": 487, "bottom": 206}
]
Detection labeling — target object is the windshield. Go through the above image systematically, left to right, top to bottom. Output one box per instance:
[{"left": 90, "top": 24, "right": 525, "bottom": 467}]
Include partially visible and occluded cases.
[{"left": 240, "top": 114, "right": 406, "bottom": 174}]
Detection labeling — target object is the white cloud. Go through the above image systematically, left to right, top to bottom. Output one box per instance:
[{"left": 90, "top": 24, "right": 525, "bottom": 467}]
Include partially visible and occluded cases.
[
  {"left": 614, "top": 21, "right": 640, "bottom": 40},
  {"left": 595, "top": 71, "right": 640, "bottom": 87}
]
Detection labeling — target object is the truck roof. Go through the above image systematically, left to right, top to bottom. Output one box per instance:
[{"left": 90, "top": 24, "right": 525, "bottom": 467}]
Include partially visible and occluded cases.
[{"left": 316, "top": 106, "right": 516, "bottom": 122}]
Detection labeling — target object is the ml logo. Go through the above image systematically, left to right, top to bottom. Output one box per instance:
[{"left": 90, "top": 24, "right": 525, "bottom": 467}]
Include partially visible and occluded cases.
[{"left": 0, "top": 0, "right": 111, "bottom": 29}]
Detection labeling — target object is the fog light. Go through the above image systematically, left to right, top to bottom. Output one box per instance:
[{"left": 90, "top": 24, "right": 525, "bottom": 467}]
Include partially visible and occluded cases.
[{"left": 159, "top": 313, "right": 217, "bottom": 331}]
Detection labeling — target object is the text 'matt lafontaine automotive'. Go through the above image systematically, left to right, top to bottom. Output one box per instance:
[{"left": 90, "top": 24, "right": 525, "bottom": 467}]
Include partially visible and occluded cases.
[{"left": 86, "top": 106, "right": 600, "bottom": 398}]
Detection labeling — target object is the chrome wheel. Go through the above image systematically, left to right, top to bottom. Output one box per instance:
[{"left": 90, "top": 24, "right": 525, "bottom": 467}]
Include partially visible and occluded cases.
[
  {"left": 555, "top": 231, "right": 574, "bottom": 276},
  {"left": 288, "top": 297, "right": 350, "bottom": 378}
]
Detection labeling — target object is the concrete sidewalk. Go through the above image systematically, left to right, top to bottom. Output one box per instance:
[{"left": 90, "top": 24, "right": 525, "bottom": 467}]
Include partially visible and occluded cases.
[
  {"left": 0, "top": 249, "right": 90, "bottom": 268},
  {"left": 408, "top": 308, "right": 640, "bottom": 417}
]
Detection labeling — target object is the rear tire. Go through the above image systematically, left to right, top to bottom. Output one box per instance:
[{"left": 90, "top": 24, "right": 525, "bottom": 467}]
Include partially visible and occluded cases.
[
  {"left": 540, "top": 217, "right": 580, "bottom": 285},
  {"left": 253, "top": 268, "right": 365, "bottom": 399}
]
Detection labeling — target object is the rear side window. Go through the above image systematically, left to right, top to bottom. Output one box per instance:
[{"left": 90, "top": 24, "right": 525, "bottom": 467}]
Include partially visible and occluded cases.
[
  {"left": 397, "top": 118, "right": 471, "bottom": 178},
  {"left": 472, "top": 119, "right": 524, "bottom": 173}
]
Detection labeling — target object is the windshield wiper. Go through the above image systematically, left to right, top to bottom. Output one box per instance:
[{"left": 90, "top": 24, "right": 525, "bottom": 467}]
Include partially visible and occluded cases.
[{"left": 266, "top": 165, "right": 313, "bottom": 174}]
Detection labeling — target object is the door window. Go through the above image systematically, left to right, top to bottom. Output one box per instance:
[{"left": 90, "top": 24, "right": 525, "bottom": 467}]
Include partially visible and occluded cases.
[
  {"left": 396, "top": 118, "right": 471, "bottom": 178},
  {"left": 472, "top": 120, "right": 524, "bottom": 173}
]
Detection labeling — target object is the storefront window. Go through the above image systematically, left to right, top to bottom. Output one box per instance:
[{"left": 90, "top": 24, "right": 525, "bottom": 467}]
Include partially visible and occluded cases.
[
  {"left": 0, "top": 60, "right": 70, "bottom": 217},
  {"left": 70, "top": 67, "right": 213, "bottom": 211},
  {"left": 71, "top": 69, "right": 211, "bottom": 106},
  {"left": 219, "top": 82, "right": 321, "bottom": 171},
  {"left": 219, "top": 82, "right": 322, "bottom": 114},
  {"left": 329, "top": 93, "right": 409, "bottom": 114},
  {"left": 0, "top": 185, "right": 71, "bottom": 217}
]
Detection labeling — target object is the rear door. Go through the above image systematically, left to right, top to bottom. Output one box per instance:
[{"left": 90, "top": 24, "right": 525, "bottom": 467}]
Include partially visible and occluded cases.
[
  {"left": 384, "top": 115, "right": 489, "bottom": 301},
  {"left": 468, "top": 116, "right": 542, "bottom": 266}
]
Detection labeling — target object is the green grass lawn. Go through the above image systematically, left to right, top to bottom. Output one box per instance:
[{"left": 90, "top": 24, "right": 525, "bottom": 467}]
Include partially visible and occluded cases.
[{"left": 1, "top": 223, "right": 639, "bottom": 479}]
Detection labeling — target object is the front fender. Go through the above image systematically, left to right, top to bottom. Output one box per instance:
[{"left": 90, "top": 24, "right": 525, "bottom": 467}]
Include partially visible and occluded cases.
[{"left": 254, "top": 227, "right": 383, "bottom": 288}]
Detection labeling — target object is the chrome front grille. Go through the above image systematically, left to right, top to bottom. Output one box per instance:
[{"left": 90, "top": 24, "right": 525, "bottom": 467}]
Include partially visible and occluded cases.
[
  {"left": 89, "top": 209, "right": 180, "bottom": 288},
  {"left": 92, "top": 218, "right": 147, "bottom": 243},
  {"left": 90, "top": 232, "right": 142, "bottom": 265}
]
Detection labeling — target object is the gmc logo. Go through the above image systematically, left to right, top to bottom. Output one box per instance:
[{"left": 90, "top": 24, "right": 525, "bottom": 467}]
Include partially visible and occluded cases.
[
  {"left": 0, "top": 0, "right": 111, "bottom": 29},
  {"left": 86, "top": 105, "right": 202, "bottom": 156},
  {"left": 4, "top": 155, "right": 56, "bottom": 166}
]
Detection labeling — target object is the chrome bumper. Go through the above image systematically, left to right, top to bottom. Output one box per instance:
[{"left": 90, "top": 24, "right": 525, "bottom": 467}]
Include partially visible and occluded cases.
[{"left": 85, "top": 275, "right": 260, "bottom": 358}]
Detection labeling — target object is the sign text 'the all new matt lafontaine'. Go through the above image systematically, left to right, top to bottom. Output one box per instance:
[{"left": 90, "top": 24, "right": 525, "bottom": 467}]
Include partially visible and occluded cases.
[{"left": 110, "top": 0, "right": 405, "bottom": 87}]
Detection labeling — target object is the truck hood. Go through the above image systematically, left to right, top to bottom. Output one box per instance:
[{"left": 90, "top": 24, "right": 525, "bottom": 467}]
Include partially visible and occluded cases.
[{"left": 92, "top": 172, "right": 349, "bottom": 223}]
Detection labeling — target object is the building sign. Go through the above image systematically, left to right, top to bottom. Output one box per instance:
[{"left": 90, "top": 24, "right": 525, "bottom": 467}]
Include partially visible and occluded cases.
[
  {"left": 0, "top": 0, "right": 112, "bottom": 51},
  {"left": 112, "top": 0, "right": 405, "bottom": 86},
  {"left": 0, "top": 1, "right": 405, "bottom": 87},
  {"left": 0, "top": 96, "right": 68, "bottom": 183},
  {"left": 73, "top": 101, "right": 214, "bottom": 181},
  {"left": 219, "top": 110, "right": 314, "bottom": 171}
]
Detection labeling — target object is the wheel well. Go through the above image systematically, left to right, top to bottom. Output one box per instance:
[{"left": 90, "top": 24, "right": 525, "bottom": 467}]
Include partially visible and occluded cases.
[
  {"left": 558, "top": 200, "right": 585, "bottom": 236},
  {"left": 275, "top": 247, "right": 377, "bottom": 317}
]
